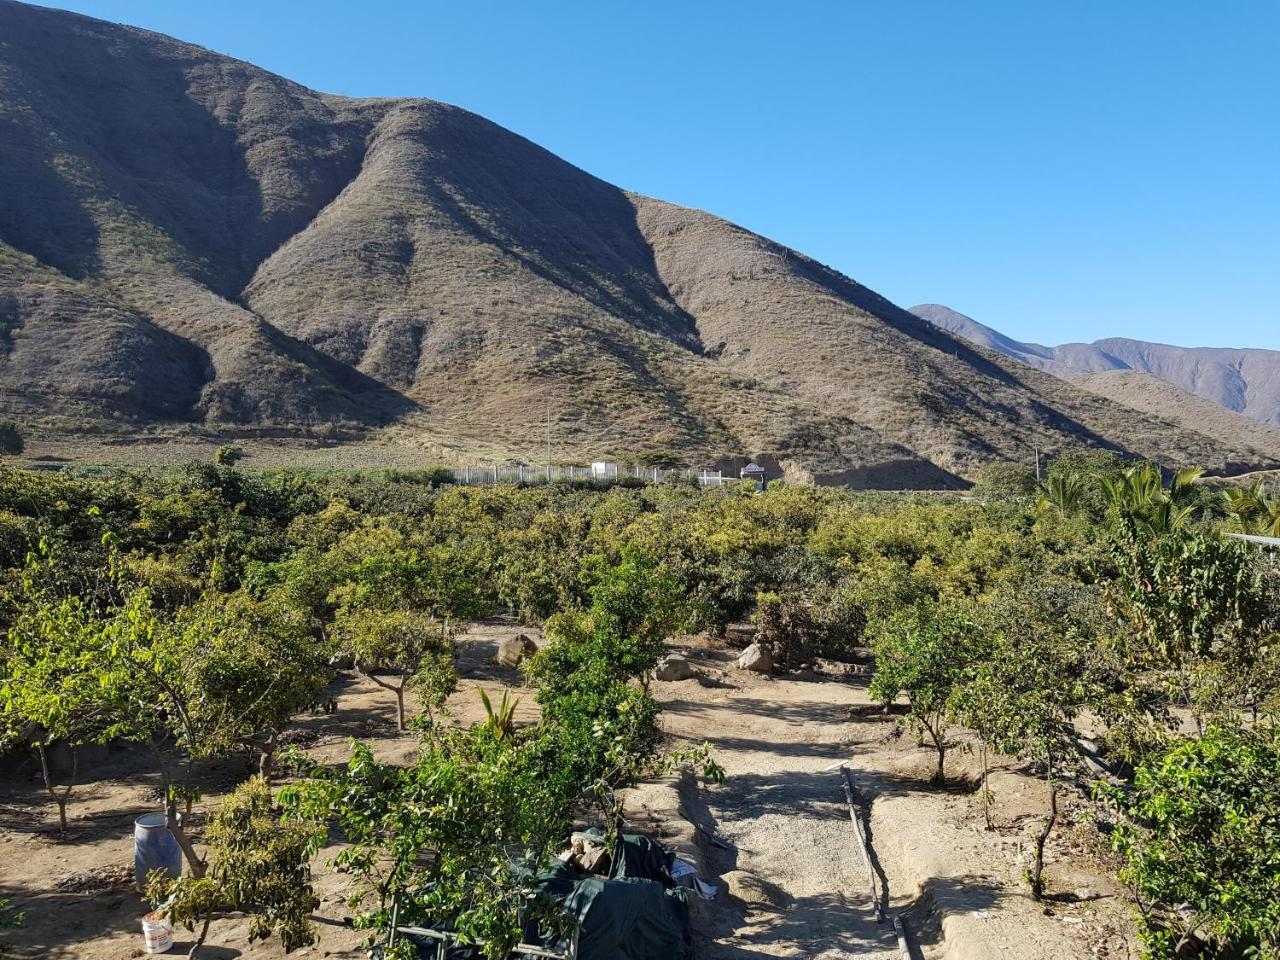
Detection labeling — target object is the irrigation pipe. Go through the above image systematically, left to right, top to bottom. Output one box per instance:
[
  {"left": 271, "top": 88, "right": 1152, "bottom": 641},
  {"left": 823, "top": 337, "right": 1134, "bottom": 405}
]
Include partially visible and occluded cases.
[
  {"left": 838, "top": 764, "right": 885, "bottom": 923},
  {"left": 893, "top": 913, "right": 912, "bottom": 960}
]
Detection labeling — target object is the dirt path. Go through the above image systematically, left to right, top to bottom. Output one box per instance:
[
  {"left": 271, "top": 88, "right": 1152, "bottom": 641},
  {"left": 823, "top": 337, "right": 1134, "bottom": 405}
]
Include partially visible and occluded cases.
[{"left": 652, "top": 638, "right": 1136, "bottom": 960}]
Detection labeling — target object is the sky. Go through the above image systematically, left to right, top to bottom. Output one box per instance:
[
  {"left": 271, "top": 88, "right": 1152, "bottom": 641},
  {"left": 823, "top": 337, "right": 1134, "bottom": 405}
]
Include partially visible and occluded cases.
[{"left": 41, "top": 1, "right": 1280, "bottom": 350}]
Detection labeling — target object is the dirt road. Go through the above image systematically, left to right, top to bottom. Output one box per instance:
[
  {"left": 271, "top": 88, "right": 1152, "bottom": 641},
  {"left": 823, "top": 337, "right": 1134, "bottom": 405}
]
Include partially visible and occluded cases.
[{"left": 652, "top": 638, "right": 1135, "bottom": 960}]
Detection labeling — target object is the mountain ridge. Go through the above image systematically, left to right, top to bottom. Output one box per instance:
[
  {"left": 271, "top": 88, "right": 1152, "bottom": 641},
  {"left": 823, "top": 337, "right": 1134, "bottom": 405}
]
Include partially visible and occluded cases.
[
  {"left": 0, "top": 0, "right": 1275, "bottom": 483},
  {"left": 911, "top": 303, "right": 1280, "bottom": 427}
]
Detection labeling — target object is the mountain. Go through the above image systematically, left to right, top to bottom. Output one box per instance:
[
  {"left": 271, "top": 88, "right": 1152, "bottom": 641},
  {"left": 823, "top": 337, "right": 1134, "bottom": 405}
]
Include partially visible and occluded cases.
[
  {"left": 0, "top": 2, "right": 1274, "bottom": 484},
  {"left": 912, "top": 304, "right": 1280, "bottom": 427},
  {"left": 1067, "top": 371, "right": 1280, "bottom": 464}
]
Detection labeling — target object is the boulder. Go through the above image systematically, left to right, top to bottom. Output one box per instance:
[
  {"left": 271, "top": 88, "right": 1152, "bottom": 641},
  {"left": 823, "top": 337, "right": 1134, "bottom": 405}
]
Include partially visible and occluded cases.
[
  {"left": 496, "top": 633, "right": 538, "bottom": 667},
  {"left": 735, "top": 643, "right": 773, "bottom": 673},
  {"left": 655, "top": 654, "right": 696, "bottom": 682}
]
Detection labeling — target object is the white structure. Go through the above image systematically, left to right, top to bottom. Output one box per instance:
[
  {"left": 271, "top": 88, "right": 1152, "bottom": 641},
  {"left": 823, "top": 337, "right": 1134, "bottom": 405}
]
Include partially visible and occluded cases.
[{"left": 590, "top": 461, "right": 618, "bottom": 480}]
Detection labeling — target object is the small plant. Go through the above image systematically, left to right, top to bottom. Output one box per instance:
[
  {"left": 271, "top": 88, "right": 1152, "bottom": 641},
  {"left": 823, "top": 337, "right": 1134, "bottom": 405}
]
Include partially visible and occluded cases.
[
  {"left": 213, "top": 445, "right": 242, "bottom": 466},
  {"left": 478, "top": 688, "right": 519, "bottom": 741},
  {"left": 1104, "top": 724, "right": 1280, "bottom": 958},
  {"left": 0, "top": 896, "right": 24, "bottom": 957}
]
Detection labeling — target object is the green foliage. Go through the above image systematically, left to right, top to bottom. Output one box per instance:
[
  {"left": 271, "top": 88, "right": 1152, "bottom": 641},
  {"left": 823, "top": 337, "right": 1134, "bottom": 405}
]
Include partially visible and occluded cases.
[
  {"left": 0, "top": 422, "right": 23, "bottom": 456},
  {"left": 213, "top": 445, "right": 243, "bottom": 466},
  {"left": 971, "top": 460, "right": 1038, "bottom": 501},
  {"left": 1222, "top": 481, "right": 1280, "bottom": 536},
  {"left": 1102, "top": 521, "right": 1274, "bottom": 728},
  {"left": 868, "top": 598, "right": 992, "bottom": 784},
  {"left": 335, "top": 606, "right": 454, "bottom": 730},
  {"left": 1106, "top": 724, "right": 1280, "bottom": 959},
  {"left": 150, "top": 776, "right": 322, "bottom": 957},
  {"left": 0, "top": 896, "right": 24, "bottom": 957}
]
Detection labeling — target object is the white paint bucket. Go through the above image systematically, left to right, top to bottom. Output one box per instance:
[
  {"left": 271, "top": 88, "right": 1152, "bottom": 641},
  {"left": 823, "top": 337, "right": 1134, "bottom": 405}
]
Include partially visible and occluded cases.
[{"left": 141, "top": 912, "right": 174, "bottom": 954}]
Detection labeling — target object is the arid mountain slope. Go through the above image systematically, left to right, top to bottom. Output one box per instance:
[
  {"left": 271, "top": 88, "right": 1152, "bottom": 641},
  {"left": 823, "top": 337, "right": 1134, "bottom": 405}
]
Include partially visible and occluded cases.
[
  {"left": 0, "top": 1, "right": 1273, "bottom": 482},
  {"left": 913, "top": 304, "right": 1280, "bottom": 427},
  {"left": 1068, "top": 371, "right": 1280, "bottom": 463}
]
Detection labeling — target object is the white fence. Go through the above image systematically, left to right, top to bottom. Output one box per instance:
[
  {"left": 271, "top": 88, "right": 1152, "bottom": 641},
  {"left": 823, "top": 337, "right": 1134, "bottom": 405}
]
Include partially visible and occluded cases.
[{"left": 449, "top": 464, "right": 732, "bottom": 487}]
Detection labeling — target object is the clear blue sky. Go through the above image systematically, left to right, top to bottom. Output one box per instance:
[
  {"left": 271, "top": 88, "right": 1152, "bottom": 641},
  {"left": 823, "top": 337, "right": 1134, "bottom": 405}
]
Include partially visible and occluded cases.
[{"left": 43, "top": 1, "right": 1280, "bottom": 350}]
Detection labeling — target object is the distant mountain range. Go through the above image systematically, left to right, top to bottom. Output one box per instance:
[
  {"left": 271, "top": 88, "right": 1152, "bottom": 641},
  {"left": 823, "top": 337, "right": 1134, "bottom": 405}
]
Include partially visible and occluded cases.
[
  {"left": 0, "top": 0, "right": 1275, "bottom": 483},
  {"left": 910, "top": 304, "right": 1280, "bottom": 426}
]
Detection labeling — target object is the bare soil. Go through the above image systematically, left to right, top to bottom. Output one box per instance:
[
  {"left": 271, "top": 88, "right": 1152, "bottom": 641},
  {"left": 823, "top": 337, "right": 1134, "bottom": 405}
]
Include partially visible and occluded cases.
[{"left": 0, "top": 624, "right": 1135, "bottom": 960}]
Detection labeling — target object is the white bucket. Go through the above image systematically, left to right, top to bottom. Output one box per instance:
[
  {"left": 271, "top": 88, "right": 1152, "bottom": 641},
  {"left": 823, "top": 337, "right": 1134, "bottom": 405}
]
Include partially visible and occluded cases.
[{"left": 141, "top": 912, "right": 174, "bottom": 954}]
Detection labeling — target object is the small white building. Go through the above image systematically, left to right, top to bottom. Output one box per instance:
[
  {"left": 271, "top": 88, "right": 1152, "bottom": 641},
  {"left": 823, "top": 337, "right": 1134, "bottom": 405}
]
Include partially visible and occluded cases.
[{"left": 590, "top": 461, "right": 618, "bottom": 480}]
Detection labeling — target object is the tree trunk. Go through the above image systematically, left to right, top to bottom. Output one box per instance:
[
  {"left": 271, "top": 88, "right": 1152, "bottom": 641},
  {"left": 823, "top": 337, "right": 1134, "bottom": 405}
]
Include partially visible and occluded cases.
[
  {"left": 394, "top": 685, "right": 406, "bottom": 731},
  {"left": 924, "top": 718, "right": 946, "bottom": 785},
  {"left": 258, "top": 734, "right": 278, "bottom": 779},
  {"left": 980, "top": 742, "right": 994, "bottom": 830},
  {"left": 36, "top": 743, "right": 75, "bottom": 831},
  {"left": 1030, "top": 758, "right": 1057, "bottom": 900},
  {"left": 166, "top": 793, "right": 207, "bottom": 879},
  {"left": 187, "top": 914, "right": 211, "bottom": 960}
]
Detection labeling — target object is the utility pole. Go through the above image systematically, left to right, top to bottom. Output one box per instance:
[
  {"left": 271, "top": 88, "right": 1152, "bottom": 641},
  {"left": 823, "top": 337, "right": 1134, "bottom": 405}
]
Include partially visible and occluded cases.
[{"left": 545, "top": 395, "right": 552, "bottom": 482}]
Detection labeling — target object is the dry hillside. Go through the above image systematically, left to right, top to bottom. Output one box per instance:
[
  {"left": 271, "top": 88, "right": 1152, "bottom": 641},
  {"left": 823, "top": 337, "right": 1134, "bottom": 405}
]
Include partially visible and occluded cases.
[
  {"left": 0, "top": 0, "right": 1275, "bottom": 482},
  {"left": 1068, "top": 371, "right": 1280, "bottom": 463}
]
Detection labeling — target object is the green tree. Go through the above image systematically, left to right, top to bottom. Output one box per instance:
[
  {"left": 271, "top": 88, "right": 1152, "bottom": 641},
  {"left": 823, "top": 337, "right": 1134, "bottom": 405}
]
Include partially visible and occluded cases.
[
  {"left": 0, "top": 421, "right": 23, "bottom": 456},
  {"left": 213, "top": 445, "right": 242, "bottom": 466},
  {"left": 971, "top": 461, "right": 1038, "bottom": 501},
  {"left": 1102, "top": 523, "right": 1273, "bottom": 731},
  {"left": 1, "top": 581, "right": 145, "bottom": 829},
  {"left": 954, "top": 585, "right": 1111, "bottom": 898},
  {"left": 173, "top": 592, "right": 332, "bottom": 776},
  {"left": 869, "top": 598, "right": 991, "bottom": 785},
  {"left": 335, "top": 607, "right": 454, "bottom": 730},
  {"left": 1105, "top": 724, "right": 1280, "bottom": 959},
  {"left": 149, "top": 776, "right": 322, "bottom": 960}
]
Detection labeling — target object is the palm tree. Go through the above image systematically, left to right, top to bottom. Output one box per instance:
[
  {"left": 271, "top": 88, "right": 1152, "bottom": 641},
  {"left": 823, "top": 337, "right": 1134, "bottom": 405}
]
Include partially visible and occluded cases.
[
  {"left": 1103, "top": 463, "right": 1203, "bottom": 535},
  {"left": 1035, "top": 472, "right": 1084, "bottom": 517},
  {"left": 1222, "top": 482, "right": 1265, "bottom": 533}
]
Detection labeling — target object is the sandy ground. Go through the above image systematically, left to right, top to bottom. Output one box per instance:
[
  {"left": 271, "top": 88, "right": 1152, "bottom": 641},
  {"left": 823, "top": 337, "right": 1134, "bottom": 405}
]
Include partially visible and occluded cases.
[{"left": 0, "top": 624, "right": 1136, "bottom": 960}]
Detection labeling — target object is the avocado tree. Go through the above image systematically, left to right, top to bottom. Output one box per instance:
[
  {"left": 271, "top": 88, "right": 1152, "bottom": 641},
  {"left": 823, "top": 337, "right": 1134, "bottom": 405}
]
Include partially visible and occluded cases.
[
  {"left": 1, "top": 579, "right": 146, "bottom": 830},
  {"left": 953, "top": 584, "right": 1109, "bottom": 898},
  {"left": 172, "top": 592, "right": 332, "bottom": 777},
  {"left": 868, "top": 598, "right": 992, "bottom": 785},
  {"left": 335, "top": 607, "right": 454, "bottom": 730},
  {"left": 149, "top": 776, "right": 323, "bottom": 960}
]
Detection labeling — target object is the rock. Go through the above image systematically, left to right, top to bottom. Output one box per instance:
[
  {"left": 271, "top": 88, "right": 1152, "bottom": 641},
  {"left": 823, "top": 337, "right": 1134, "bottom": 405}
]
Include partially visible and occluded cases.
[
  {"left": 496, "top": 633, "right": 538, "bottom": 667},
  {"left": 735, "top": 643, "right": 773, "bottom": 673},
  {"left": 328, "top": 650, "right": 355, "bottom": 670},
  {"left": 655, "top": 654, "right": 696, "bottom": 682},
  {"left": 579, "top": 842, "right": 611, "bottom": 875},
  {"left": 1073, "top": 886, "right": 1101, "bottom": 902}
]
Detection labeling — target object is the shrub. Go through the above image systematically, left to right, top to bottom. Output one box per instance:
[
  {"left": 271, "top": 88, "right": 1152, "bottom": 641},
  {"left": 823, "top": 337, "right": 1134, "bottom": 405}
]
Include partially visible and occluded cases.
[
  {"left": 0, "top": 421, "right": 23, "bottom": 456},
  {"left": 214, "top": 444, "right": 243, "bottom": 466},
  {"left": 970, "top": 461, "right": 1036, "bottom": 500},
  {"left": 754, "top": 591, "right": 823, "bottom": 670},
  {"left": 1106, "top": 724, "right": 1280, "bottom": 959},
  {"left": 149, "top": 777, "right": 322, "bottom": 958}
]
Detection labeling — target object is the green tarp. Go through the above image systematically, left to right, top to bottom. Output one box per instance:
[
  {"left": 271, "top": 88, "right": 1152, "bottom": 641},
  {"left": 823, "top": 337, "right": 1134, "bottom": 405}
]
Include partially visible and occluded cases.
[{"left": 401, "top": 833, "right": 693, "bottom": 960}]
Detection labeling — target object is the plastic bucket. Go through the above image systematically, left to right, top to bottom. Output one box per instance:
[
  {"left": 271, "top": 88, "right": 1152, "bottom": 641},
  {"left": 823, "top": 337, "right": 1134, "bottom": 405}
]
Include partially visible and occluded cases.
[
  {"left": 134, "top": 813, "right": 182, "bottom": 891},
  {"left": 141, "top": 912, "right": 174, "bottom": 953}
]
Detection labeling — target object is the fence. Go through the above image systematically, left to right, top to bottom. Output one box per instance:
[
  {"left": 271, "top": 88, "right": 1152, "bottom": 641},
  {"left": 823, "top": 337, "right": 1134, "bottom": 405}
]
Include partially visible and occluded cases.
[{"left": 449, "top": 464, "right": 734, "bottom": 488}]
